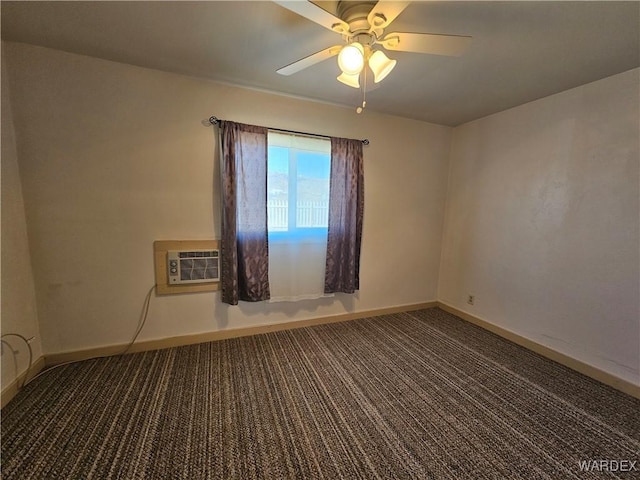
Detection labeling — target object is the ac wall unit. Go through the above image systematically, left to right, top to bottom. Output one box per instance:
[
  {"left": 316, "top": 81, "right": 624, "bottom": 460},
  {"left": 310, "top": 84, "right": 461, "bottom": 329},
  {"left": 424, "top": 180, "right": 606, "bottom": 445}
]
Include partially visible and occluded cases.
[{"left": 167, "top": 250, "right": 220, "bottom": 285}]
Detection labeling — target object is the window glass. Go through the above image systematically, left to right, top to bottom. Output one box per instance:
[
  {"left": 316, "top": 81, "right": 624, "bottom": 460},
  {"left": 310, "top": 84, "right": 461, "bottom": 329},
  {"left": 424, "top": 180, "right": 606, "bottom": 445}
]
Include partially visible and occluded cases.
[{"left": 267, "top": 132, "right": 331, "bottom": 238}]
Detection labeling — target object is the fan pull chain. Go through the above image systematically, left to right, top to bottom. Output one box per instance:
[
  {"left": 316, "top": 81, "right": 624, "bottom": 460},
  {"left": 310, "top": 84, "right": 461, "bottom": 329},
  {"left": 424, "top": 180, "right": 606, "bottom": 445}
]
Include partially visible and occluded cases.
[{"left": 356, "top": 64, "right": 367, "bottom": 114}]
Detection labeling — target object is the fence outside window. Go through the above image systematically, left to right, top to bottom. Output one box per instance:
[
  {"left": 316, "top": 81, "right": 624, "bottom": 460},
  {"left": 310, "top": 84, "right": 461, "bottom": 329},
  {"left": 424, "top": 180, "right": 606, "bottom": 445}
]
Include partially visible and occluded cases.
[{"left": 268, "top": 200, "right": 328, "bottom": 231}]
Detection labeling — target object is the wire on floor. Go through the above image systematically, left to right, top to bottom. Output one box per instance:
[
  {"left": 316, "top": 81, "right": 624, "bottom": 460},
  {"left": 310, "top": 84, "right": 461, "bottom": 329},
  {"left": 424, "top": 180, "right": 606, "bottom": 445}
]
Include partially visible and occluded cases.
[
  {"left": 23, "top": 284, "right": 156, "bottom": 388},
  {"left": 0, "top": 333, "right": 34, "bottom": 391}
]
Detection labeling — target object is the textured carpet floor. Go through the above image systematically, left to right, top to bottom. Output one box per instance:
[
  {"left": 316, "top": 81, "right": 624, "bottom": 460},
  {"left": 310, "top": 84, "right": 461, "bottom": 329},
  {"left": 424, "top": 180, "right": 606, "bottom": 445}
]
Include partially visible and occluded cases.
[{"left": 2, "top": 308, "right": 639, "bottom": 479}]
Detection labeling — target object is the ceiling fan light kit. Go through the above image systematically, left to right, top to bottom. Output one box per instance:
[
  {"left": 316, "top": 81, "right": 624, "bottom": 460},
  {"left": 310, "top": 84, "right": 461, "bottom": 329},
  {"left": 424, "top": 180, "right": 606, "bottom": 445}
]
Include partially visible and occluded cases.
[
  {"left": 275, "top": 0, "right": 472, "bottom": 109},
  {"left": 335, "top": 39, "right": 397, "bottom": 87},
  {"left": 337, "top": 42, "right": 365, "bottom": 75},
  {"left": 368, "top": 49, "right": 396, "bottom": 83},
  {"left": 337, "top": 71, "right": 361, "bottom": 89}
]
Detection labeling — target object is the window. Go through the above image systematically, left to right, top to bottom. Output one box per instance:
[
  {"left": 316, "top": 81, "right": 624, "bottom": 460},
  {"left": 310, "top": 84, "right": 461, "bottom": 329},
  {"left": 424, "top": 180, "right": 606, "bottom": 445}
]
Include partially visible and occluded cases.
[
  {"left": 219, "top": 120, "right": 363, "bottom": 305},
  {"left": 267, "top": 132, "right": 331, "bottom": 239},
  {"left": 267, "top": 132, "right": 331, "bottom": 301}
]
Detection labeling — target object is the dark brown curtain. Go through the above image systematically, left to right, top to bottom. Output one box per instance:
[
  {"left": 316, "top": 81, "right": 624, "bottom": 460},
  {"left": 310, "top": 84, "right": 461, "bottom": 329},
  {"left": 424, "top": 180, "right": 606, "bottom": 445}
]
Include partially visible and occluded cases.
[
  {"left": 220, "top": 121, "right": 270, "bottom": 305},
  {"left": 324, "top": 137, "right": 364, "bottom": 294}
]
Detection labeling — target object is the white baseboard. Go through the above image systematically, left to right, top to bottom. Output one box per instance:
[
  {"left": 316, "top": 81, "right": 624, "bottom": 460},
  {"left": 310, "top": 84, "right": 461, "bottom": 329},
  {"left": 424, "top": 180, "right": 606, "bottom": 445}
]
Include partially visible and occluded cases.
[{"left": 437, "top": 302, "right": 640, "bottom": 400}]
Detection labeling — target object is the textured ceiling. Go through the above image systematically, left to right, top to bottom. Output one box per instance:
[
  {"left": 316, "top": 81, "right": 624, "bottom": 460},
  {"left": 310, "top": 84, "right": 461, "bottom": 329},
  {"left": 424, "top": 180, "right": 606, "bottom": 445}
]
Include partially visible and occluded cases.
[{"left": 2, "top": 1, "right": 638, "bottom": 126}]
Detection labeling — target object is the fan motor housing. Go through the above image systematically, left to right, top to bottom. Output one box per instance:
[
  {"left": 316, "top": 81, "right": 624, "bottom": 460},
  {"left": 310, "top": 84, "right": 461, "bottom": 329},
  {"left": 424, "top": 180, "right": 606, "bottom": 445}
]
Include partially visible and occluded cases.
[{"left": 337, "top": 1, "right": 377, "bottom": 34}]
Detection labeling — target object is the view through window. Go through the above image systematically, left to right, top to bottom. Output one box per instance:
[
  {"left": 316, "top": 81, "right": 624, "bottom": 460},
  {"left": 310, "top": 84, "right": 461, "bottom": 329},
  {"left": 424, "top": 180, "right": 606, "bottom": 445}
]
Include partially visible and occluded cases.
[{"left": 267, "top": 132, "right": 331, "bottom": 237}]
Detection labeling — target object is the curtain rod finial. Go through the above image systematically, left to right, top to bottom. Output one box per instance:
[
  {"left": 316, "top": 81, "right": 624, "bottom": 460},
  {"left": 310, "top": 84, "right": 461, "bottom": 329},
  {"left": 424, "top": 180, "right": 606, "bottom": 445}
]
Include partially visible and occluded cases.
[
  {"left": 209, "top": 116, "right": 220, "bottom": 125},
  {"left": 362, "top": 139, "right": 370, "bottom": 145}
]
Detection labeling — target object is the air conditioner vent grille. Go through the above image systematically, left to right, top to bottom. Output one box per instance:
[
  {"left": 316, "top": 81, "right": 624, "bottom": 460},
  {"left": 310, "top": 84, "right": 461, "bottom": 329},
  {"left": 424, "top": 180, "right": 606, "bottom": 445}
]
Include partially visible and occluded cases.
[{"left": 167, "top": 250, "right": 220, "bottom": 285}]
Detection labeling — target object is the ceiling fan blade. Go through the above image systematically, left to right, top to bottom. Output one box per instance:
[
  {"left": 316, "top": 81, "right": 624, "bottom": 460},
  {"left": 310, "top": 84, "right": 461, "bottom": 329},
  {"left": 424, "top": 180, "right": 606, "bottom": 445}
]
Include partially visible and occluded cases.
[
  {"left": 273, "top": 1, "right": 350, "bottom": 34},
  {"left": 367, "top": 1, "right": 410, "bottom": 32},
  {"left": 380, "top": 32, "right": 472, "bottom": 56},
  {"left": 277, "top": 45, "right": 342, "bottom": 76}
]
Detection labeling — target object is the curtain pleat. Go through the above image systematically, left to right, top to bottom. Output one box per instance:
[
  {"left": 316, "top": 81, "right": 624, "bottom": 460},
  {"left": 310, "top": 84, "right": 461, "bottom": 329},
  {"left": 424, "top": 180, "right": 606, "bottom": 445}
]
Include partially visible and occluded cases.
[
  {"left": 220, "top": 121, "right": 270, "bottom": 304},
  {"left": 324, "top": 137, "right": 364, "bottom": 294}
]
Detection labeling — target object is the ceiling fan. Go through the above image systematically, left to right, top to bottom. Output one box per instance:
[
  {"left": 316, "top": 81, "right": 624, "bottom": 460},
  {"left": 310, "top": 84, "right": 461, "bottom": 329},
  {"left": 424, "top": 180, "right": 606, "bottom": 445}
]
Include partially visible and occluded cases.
[{"left": 274, "top": 1, "right": 472, "bottom": 93}]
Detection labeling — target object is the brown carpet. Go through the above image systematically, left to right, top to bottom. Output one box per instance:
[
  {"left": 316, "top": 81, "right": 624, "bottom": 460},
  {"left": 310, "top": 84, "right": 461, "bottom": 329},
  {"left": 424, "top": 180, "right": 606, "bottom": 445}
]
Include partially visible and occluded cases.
[{"left": 2, "top": 308, "right": 639, "bottom": 479}]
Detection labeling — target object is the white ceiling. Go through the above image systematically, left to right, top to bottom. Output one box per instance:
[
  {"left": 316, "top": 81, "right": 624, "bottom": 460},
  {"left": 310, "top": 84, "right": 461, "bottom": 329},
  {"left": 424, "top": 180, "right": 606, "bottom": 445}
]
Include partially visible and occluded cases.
[{"left": 2, "top": 1, "right": 638, "bottom": 126}]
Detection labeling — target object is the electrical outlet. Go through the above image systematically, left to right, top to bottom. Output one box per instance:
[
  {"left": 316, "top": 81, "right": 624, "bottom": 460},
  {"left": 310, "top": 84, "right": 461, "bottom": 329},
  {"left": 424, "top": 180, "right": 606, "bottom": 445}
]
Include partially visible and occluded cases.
[{"left": 467, "top": 295, "right": 475, "bottom": 305}]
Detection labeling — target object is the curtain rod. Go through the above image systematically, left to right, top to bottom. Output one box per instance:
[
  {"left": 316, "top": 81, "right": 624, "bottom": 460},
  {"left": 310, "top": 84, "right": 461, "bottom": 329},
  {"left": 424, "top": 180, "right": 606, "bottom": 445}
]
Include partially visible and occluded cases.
[{"left": 208, "top": 116, "right": 369, "bottom": 145}]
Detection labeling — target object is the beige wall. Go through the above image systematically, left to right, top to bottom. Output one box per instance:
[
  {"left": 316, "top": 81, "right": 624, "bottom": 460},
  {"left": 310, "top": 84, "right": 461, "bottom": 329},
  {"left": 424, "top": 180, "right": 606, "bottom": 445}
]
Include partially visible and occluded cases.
[
  {"left": 4, "top": 40, "right": 637, "bottom": 391},
  {"left": 1, "top": 42, "right": 451, "bottom": 359},
  {"left": 1, "top": 47, "right": 43, "bottom": 388},
  {"left": 440, "top": 69, "right": 640, "bottom": 385}
]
